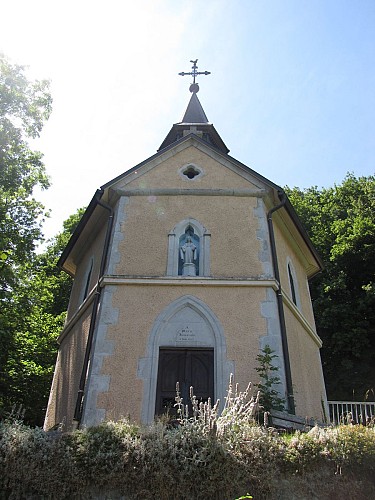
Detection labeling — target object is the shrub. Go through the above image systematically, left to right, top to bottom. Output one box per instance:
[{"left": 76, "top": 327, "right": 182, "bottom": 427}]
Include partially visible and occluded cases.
[
  {"left": 255, "top": 345, "right": 286, "bottom": 413},
  {"left": 1, "top": 382, "right": 375, "bottom": 499},
  {"left": 324, "top": 424, "right": 375, "bottom": 474}
]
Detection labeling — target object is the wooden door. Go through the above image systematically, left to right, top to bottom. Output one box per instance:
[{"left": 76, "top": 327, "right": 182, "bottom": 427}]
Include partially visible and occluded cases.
[{"left": 155, "top": 348, "right": 214, "bottom": 416}]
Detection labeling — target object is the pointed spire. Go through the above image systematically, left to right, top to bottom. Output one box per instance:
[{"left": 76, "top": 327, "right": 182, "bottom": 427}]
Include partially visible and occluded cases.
[
  {"left": 157, "top": 60, "right": 229, "bottom": 153},
  {"left": 180, "top": 92, "right": 208, "bottom": 123}
]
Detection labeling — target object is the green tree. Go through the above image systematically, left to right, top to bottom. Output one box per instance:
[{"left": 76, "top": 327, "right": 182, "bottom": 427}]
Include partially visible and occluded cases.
[
  {"left": 0, "top": 53, "right": 52, "bottom": 298},
  {"left": 0, "top": 54, "right": 52, "bottom": 424},
  {"left": 286, "top": 174, "right": 375, "bottom": 401},
  {"left": 0, "top": 208, "right": 84, "bottom": 426}
]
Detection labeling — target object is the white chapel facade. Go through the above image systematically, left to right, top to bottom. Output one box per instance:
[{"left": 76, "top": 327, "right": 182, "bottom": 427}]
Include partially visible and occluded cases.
[{"left": 45, "top": 65, "right": 327, "bottom": 431}]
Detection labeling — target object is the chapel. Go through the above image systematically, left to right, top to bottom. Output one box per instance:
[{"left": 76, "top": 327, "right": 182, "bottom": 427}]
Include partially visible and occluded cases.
[{"left": 44, "top": 61, "right": 328, "bottom": 431}]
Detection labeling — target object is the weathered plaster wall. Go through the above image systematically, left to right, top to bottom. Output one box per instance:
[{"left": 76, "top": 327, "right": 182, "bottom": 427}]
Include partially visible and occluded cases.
[
  {"left": 49, "top": 139, "right": 327, "bottom": 429},
  {"left": 122, "top": 145, "right": 261, "bottom": 191},
  {"left": 114, "top": 195, "right": 262, "bottom": 278},
  {"left": 271, "top": 216, "right": 326, "bottom": 418},
  {"left": 273, "top": 218, "right": 316, "bottom": 328},
  {"left": 67, "top": 224, "right": 107, "bottom": 320},
  {"left": 84, "top": 285, "right": 267, "bottom": 424},
  {"left": 44, "top": 304, "right": 92, "bottom": 431},
  {"left": 284, "top": 305, "right": 327, "bottom": 419}
]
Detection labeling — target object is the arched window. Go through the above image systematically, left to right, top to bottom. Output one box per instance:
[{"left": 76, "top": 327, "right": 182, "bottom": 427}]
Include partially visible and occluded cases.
[
  {"left": 167, "top": 219, "right": 210, "bottom": 276},
  {"left": 81, "top": 257, "right": 94, "bottom": 303},
  {"left": 287, "top": 259, "right": 300, "bottom": 308}
]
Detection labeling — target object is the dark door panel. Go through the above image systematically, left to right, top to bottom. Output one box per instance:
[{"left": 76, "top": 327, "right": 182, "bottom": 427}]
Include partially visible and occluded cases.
[{"left": 155, "top": 348, "right": 214, "bottom": 416}]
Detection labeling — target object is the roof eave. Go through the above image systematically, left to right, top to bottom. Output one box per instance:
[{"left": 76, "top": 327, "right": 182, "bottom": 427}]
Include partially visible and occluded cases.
[
  {"left": 158, "top": 123, "right": 230, "bottom": 154},
  {"left": 57, "top": 189, "right": 104, "bottom": 272},
  {"left": 282, "top": 194, "right": 324, "bottom": 273}
]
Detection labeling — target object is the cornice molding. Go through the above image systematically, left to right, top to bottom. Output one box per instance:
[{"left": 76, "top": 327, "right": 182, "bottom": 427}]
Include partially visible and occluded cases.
[
  {"left": 113, "top": 187, "right": 266, "bottom": 197},
  {"left": 100, "top": 275, "right": 278, "bottom": 289},
  {"left": 57, "top": 288, "right": 96, "bottom": 344},
  {"left": 282, "top": 291, "right": 322, "bottom": 347}
]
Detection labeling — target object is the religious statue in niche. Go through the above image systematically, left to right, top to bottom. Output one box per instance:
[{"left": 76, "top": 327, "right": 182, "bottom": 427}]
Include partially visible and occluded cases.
[{"left": 179, "top": 227, "right": 199, "bottom": 276}]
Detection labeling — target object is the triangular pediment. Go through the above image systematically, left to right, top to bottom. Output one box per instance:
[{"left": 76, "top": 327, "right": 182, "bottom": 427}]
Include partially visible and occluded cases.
[
  {"left": 59, "top": 120, "right": 322, "bottom": 279},
  {"left": 107, "top": 135, "right": 267, "bottom": 193}
]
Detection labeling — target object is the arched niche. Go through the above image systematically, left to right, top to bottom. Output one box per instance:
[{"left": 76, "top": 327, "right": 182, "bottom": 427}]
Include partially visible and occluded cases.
[
  {"left": 167, "top": 218, "right": 210, "bottom": 276},
  {"left": 287, "top": 258, "right": 301, "bottom": 309},
  {"left": 137, "top": 295, "right": 234, "bottom": 424}
]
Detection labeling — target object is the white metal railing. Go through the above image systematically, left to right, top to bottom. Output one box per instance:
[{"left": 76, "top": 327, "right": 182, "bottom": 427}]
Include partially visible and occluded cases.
[{"left": 328, "top": 401, "right": 375, "bottom": 425}]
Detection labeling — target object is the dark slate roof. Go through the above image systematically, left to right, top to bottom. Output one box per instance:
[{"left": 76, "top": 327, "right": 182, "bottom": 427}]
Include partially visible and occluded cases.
[
  {"left": 158, "top": 92, "right": 229, "bottom": 154},
  {"left": 180, "top": 92, "right": 208, "bottom": 123},
  {"left": 158, "top": 123, "right": 229, "bottom": 154}
]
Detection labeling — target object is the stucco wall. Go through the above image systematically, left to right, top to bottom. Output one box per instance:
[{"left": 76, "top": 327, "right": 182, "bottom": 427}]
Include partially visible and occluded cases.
[
  {"left": 49, "top": 139, "right": 327, "bottom": 429},
  {"left": 112, "top": 144, "right": 266, "bottom": 278},
  {"left": 122, "top": 145, "right": 261, "bottom": 191},
  {"left": 113, "top": 195, "right": 262, "bottom": 278},
  {"left": 271, "top": 215, "right": 326, "bottom": 418},
  {"left": 273, "top": 218, "right": 316, "bottom": 327},
  {"left": 67, "top": 224, "right": 107, "bottom": 320},
  {"left": 87, "top": 285, "right": 267, "bottom": 423},
  {"left": 44, "top": 304, "right": 92, "bottom": 431},
  {"left": 284, "top": 305, "right": 327, "bottom": 419}
]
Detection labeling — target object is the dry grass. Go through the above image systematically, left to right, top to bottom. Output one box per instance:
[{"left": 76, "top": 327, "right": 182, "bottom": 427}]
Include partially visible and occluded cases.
[{"left": 1, "top": 383, "right": 374, "bottom": 499}]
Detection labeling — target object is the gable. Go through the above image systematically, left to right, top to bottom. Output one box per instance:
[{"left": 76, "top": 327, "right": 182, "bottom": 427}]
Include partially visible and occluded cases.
[
  {"left": 59, "top": 134, "right": 322, "bottom": 279},
  {"left": 110, "top": 137, "right": 266, "bottom": 193}
]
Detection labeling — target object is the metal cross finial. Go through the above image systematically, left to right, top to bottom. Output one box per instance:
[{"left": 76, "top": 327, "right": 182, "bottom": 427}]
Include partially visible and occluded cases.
[{"left": 178, "top": 59, "right": 211, "bottom": 93}]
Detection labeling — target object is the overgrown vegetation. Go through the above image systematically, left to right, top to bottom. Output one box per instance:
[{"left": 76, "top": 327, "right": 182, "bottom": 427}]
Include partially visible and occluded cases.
[
  {"left": 1, "top": 383, "right": 374, "bottom": 499},
  {"left": 1, "top": 417, "right": 374, "bottom": 499}
]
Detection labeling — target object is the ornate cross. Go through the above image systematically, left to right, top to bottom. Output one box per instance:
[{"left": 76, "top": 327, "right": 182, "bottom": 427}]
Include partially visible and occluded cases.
[{"left": 178, "top": 59, "right": 210, "bottom": 93}]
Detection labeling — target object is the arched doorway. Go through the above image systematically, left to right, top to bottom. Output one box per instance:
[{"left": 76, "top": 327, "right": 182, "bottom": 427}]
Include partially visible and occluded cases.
[{"left": 138, "top": 295, "right": 234, "bottom": 423}]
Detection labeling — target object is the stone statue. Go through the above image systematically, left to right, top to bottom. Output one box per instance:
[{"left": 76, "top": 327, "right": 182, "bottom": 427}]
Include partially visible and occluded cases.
[
  {"left": 180, "top": 236, "right": 197, "bottom": 276},
  {"left": 180, "top": 236, "right": 196, "bottom": 264}
]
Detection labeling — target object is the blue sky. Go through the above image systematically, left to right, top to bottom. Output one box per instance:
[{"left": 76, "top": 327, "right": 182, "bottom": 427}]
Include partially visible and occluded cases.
[{"left": 1, "top": 0, "right": 374, "bottom": 241}]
